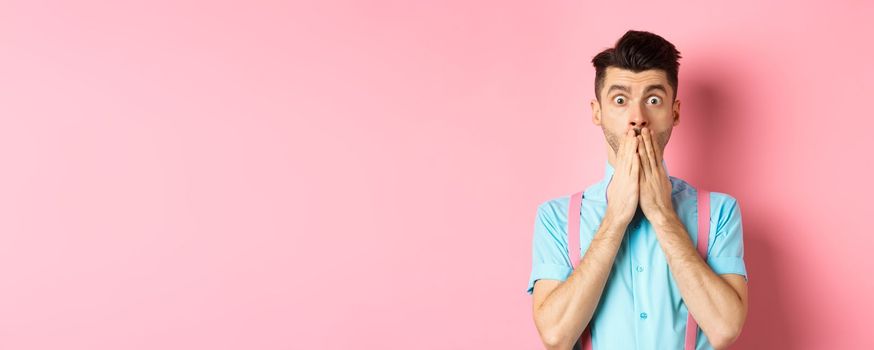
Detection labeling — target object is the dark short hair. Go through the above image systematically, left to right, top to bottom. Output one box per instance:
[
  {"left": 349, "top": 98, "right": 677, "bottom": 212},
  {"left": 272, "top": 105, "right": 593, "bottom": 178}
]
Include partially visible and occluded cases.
[{"left": 591, "top": 30, "right": 682, "bottom": 102}]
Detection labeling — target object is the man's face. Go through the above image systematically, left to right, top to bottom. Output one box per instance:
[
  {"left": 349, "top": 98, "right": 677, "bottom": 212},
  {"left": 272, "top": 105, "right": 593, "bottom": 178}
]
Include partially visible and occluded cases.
[{"left": 591, "top": 67, "right": 681, "bottom": 158}]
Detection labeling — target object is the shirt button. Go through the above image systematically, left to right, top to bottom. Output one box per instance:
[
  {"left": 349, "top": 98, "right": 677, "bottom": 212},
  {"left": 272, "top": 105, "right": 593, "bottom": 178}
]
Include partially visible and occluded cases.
[
  {"left": 633, "top": 223, "right": 640, "bottom": 230},
  {"left": 636, "top": 266, "right": 644, "bottom": 272},
  {"left": 640, "top": 312, "right": 648, "bottom": 320}
]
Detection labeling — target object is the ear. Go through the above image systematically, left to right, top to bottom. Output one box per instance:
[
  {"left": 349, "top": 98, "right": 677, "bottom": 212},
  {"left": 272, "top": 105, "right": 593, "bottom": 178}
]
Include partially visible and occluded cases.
[
  {"left": 591, "top": 99, "right": 602, "bottom": 126},
  {"left": 672, "top": 99, "right": 681, "bottom": 127}
]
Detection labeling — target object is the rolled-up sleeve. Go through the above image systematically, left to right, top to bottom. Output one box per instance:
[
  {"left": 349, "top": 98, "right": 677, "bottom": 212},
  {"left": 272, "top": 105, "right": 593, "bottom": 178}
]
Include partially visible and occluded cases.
[
  {"left": 706, "top": 193, "right": 748, "bottom": 282},
  {"left": 527, "top": 201, "right": 573, "bottom": 295}
]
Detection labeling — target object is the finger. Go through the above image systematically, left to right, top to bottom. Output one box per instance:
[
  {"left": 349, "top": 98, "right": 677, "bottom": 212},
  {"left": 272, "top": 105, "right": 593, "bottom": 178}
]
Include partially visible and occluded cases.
[
  {"left": 642, "top": 127, "right": 658, "bottom": 175},
  {"left": 617, "top": 129, "right": 628, "bottom": 162},
  {"left": 620, "top": 129, "right": 632, "bottom": 170},
  {"left": 625, "top": 130, "right": 634, "bottom": 153},
  {"left": 652, "top": 130, "right": 665, "bottom": 171},
  {"left": 616, "top": 131, "right": 626, "bottom": 171},
  {"left": 627, "top": 131, "right": 639, "bottom": 175},
  {"left": 637, "top": 134, "right": 650, "bottom": 179},
  {"left": 638, "top": 149, "right": 646, "bottom": 188},
  {"left": 639, "top": 157, "right": 645, "bottom": 186}
]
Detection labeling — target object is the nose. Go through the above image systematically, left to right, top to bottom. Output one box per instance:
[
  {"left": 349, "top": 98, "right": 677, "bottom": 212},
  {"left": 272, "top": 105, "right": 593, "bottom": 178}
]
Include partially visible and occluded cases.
[{"left": 628, "top": 104, "right": 649, "bottom": 132}]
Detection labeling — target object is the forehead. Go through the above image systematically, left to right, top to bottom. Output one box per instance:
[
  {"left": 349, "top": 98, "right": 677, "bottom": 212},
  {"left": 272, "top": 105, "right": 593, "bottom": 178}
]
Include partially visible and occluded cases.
[{"left": 603, "top": 67, "right": 670, "bottom": 93}]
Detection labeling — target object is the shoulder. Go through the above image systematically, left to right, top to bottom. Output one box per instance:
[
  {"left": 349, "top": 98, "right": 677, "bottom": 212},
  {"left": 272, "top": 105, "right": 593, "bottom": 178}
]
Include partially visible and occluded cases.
[
  {"left": 709, "top": 189, "right": 741, "bottom": 215},
  {"left": 702, "top": 190, "right": 743, "bottom": 236},
  {"left": 531, "top": 191, "right": 585, "bottom": 235},
  {"left": 706, "top": 191, "right": 740, "bottom": 216},
  {"left": 708, "top": 191, "right": 739, "bottom": 207},
  {"left": 534, "top": 195, "right": 571, "bottom": 222}
]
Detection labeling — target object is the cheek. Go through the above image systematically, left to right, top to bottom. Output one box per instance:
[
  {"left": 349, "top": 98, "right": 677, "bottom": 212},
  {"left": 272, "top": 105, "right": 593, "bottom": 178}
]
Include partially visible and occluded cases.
[
  {"left": 650, "top": 105, "right": 672, "bottom": 116},
  {"left": 602, "top": 107, "right": 628, "bottom": 122},
  {"left": 649, "top": 108, "right": 674, "bottom": 126}
]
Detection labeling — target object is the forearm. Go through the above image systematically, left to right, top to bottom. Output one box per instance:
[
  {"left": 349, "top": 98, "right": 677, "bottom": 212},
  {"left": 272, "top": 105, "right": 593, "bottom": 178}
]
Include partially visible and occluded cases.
[
  {"left": 651, "top": 212, "right": 745, "bottom": 348},
  {"left": 534, "top": 213, "right": 627, "bottom": 349}
]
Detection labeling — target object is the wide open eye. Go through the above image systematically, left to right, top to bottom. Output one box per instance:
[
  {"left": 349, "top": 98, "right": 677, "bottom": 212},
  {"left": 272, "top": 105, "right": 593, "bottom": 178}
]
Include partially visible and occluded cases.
[
  {"left": 614, "top": 96, "right": 625, "bottom": 105},
  {"left": 647, "top": 96, "right": 662, "bottom": 105}
]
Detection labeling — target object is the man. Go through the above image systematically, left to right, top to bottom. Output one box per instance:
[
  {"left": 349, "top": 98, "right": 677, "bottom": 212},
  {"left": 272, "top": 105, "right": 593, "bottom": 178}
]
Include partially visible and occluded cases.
[{"left": 526, "top": 30, "right": 748, "bottom": 350}]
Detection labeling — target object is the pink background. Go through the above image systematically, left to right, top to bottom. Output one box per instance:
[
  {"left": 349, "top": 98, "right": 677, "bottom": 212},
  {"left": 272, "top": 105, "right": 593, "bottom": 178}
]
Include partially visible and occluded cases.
[{"left": 1, "top": 1, "right": 872, "bottom": 349}]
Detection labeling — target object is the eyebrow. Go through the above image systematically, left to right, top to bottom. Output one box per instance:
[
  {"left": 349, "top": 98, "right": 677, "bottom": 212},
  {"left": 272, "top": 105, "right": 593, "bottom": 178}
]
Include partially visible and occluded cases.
[{"left": 606, "top": 84, "right": 668, "bottom": 96}]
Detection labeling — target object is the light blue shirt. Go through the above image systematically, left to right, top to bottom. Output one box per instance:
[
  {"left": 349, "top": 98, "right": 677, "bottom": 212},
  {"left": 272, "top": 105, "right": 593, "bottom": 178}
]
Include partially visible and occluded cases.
[{"left": 526, "top": 160, "right": 747, "bottom": 350}]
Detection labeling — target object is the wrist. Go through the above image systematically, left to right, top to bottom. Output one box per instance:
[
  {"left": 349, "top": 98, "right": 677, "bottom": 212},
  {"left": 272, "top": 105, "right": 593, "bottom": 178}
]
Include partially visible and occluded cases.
[
  {"left": 651, "top": 209, "right": 680, "bottom": 228},
  {"left": 602, "top": 210, "right": 632, "bottom": 232}
]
